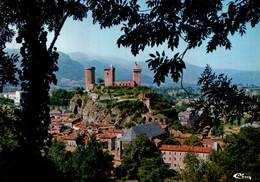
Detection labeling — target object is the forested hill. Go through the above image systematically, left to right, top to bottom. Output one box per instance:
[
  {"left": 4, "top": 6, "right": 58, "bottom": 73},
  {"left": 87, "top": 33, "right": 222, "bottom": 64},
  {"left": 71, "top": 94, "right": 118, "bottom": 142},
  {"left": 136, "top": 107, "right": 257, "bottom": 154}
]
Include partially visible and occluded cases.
[{"left": 5, "top": 49, "right": 260, "bottom": 89}]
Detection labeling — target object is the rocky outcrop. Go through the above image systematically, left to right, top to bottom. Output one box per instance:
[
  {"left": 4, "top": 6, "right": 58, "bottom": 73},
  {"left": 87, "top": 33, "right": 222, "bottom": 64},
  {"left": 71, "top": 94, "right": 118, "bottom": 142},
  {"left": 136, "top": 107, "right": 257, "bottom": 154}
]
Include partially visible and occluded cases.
[{"left": 70, "top": 94, "right": 133, "bottom": 125}]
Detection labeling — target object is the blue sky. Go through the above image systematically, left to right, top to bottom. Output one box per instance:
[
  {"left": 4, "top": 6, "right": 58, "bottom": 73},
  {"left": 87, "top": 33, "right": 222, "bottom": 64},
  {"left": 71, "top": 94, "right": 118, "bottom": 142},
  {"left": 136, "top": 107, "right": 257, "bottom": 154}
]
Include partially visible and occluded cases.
[{"left": 6, "top": 3, "right": 260, "bottom": 71}]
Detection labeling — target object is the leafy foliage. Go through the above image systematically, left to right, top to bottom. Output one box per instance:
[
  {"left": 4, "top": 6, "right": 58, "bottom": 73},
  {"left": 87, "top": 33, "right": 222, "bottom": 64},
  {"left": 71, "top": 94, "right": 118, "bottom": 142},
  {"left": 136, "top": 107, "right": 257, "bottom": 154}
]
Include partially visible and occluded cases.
[
  {"left": 87, "top": 0, "right": 260, "bottom": 85},
  {"left": 0, "top": 1, "right": 89, "bottom": 180},
  {"left": 0, "top": 50, "right": 21, "bottom": 91},
  {"left": 192, "top": 65, "right": 260, "bottom": 130},
  {"left": 97, "top": 77, "right": 104, "bottom": 85},
  {"left": 95, "top": 86, "right": 155, "bottom": 97},
  {"left": 50, "top": 89, "right": 75, "bottom": 107},
  {"left": 0, "top": 97, "right": 15, "bottom": 106},
  {"left": 116, "top": 100, "right": 148, "bottom": 117},
  {"left": 0, "top": 107, "right": 19, "bottom": 152},
  {"left": 170, "top": 120, "right": 201, "bottom": 134},
  {"left": 181, "top": 127, "right": 260, "bottom": 182},
  {"left": 219, "top": 127, "right": 260, "bottom": 181},
  {"left": 48, "top": 134, "right": 113, "bottom": 181},
  {"left": 71, "top": 134, "right": 113, "bottom": 182},
  {"left": 183, "top": 135, "right": 203, "bottom": 147},
  {"left": 163, "top": 138, "right": 181, "bottom": 145},
  {"left": 47, "top": 139, "right": 73, "bottom": 176},
  {"left": 181, "top": 152, "right": 226, "bottom": 182}
]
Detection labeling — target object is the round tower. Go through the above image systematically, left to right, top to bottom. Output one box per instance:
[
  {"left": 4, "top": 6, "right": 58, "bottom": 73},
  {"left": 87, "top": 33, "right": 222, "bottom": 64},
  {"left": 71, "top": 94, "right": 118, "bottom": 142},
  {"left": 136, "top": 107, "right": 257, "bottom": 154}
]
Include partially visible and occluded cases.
[
  {"left": 133, "top": 62, "right": 142, "bottom": 86},
  {"left": 85, "top": 67, "right": 95, "bottom": 90}
]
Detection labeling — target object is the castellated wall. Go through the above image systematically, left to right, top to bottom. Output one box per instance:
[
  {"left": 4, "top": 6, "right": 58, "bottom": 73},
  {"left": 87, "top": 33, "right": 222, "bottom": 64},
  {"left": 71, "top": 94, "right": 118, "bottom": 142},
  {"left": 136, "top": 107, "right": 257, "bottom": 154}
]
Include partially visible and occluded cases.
[{"left": 114, "top": 80, "right": 135, "bottom": 87}]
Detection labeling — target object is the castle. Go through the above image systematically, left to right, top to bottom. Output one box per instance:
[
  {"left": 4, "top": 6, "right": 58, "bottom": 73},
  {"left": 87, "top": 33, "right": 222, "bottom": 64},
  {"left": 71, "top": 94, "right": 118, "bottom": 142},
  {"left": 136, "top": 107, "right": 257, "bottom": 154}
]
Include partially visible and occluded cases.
[{"left": 85, "top": 63, "right": 142, "bottom": 90}]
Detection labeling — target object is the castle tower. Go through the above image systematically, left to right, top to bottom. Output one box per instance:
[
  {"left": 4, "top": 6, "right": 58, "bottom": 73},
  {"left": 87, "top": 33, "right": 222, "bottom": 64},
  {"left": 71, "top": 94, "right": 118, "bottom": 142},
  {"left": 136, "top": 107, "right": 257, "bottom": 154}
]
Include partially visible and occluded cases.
[
  {"left": 133, "top": 62, "right": 142, "bottom": 86},
  {"left": 104, "top": 65, "right": 115, "bottom": 86},
  {"left": 85, "top": 67, "right": 95, "bottom": 90}
]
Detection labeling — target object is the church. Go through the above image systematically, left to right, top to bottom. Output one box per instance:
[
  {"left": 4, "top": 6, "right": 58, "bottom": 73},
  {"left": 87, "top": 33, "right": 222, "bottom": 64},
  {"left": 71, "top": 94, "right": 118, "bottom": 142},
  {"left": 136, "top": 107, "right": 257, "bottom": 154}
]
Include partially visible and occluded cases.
[{"left": 85, "top": 63, "right": 142, "bottom": 90}]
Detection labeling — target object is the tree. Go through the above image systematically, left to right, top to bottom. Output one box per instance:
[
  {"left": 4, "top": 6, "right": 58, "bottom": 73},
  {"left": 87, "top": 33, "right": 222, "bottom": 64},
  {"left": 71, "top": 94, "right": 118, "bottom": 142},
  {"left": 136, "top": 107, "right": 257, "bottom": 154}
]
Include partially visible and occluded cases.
[
  {"left": 0, "top": 0, "right": 89, "bottom": 153},
  {"left": 87, "top": 0, "right": 259, "bottom": 86},
  {"left": 0, "top": 1, "right": 88, "bottom": 180},
  {"left": 0, "top": 2, "right": 21, "bottom": 92},
  {"left": 192, "top": 65, "right": 260, "bottom": 130},
  {"left": 97, "top": 78, "right": 104, "bottom": 85},
  {"left": 0, "top": 107, "right": 19, "bottom": 152},
  {"left": 179, "top": 127, "right": 260, "bottom": 182},
  {"left": 216, "top": 127, "right": 260, "bottom": 181},
  {"left": 72, "top": 134, "right": 113, "bottom": 182},
  {"left": 115, "top": 134, "right": 175, "bottom": 181},
  {"left": 183, "top": 135, "right": 203, "bottom": 147},
  {"left": 163, "top": 138, "right": 181, "bottom": 145},
  {"left": 47, "top": 139, "right": 73, "bottom": 177},
  {"left": 180, "top": 152, "right": 226, "bottom": 182},
  {"left": 181, "top": 152, "right": 202, "bottom": 182},
  {"left": 137, "top": 157, "right": 175, "bottom": 182}
]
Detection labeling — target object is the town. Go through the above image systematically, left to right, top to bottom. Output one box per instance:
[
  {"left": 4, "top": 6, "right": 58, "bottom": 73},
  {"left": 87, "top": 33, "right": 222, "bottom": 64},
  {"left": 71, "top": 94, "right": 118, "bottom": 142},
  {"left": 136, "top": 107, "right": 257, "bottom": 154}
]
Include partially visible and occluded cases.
[{"left": 2, "top": 63, "right": 259, "bottom": 181}]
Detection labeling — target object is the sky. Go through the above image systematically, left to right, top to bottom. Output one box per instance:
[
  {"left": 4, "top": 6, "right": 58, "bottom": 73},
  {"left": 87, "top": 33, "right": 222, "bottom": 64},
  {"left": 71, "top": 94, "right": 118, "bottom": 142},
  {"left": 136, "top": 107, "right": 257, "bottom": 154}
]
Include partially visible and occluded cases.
[{"left": 6, "top": 2, "right": 260, "bottom": 71}]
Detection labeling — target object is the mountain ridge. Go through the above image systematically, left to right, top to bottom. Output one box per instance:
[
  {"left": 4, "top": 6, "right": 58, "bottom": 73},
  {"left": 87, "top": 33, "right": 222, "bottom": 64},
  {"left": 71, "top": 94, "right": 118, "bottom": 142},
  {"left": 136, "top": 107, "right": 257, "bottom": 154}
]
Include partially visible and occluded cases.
[
  {"left": 5, "top": 49, "right": 260, "bottom": 88},
  {"left": 68, "top": 52, "right": 260, "bottom": 86}
]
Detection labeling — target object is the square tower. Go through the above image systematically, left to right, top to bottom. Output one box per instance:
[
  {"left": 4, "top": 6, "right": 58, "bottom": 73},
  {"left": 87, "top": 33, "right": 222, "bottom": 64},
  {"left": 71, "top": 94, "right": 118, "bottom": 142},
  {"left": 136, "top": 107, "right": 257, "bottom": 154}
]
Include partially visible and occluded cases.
[
  {"left": 133, "top": 63, "right": 142, "bottom": 86},
  {"left": 104, "top": 65, "right": 115, "bottom": 86}
]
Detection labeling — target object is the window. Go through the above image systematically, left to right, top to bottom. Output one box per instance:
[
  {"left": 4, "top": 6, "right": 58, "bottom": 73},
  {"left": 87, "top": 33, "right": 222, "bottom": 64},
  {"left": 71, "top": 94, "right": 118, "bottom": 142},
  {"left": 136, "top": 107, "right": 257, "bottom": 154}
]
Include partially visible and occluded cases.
[
  {"left": 163, "top": 157, "right": 166, "bottom": 160},
  {"left": 169, "top": 157, "right": 171, "bottom": 160},
  {"left": 174, "top": 158, "right": 176, "bottom": 161},
  {"left": 174, "top": 164, "right": 176, "bottom": 167}
]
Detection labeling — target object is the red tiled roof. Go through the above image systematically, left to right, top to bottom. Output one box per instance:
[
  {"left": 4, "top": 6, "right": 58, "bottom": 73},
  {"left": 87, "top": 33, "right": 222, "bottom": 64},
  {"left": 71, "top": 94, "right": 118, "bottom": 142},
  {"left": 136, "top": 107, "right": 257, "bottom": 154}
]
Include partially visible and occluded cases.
[
  {"left": 5, "top": 92, "right": 16, "bottom": 95},
  {"left": 49, "top": 110, "right": 61, "bottom": 115},
  {"left": 97, "top": 123, "right": 115, "bottom": 127},
  {"left": 107, "top": 129, "right": 124, "bottom": 134},
  {"left": 99, "top": 133, "right": 116, "bottom": 139},
  {"left": 202, "top": 139, "right": 215, "bottom": 145},
  {"left": 159, "top": 144, "right": 212, "bottom": 153}
]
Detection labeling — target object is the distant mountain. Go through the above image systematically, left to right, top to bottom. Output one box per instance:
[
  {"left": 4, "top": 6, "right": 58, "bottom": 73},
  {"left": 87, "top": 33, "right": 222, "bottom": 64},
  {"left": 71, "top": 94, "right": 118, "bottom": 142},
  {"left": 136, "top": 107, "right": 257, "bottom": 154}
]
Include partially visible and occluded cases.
[
  {"left": 4, "top": 49, "right": 260, "bottom": 89},
  {"left": 5, "top": 49, "right": 85, "bottom": 88},
  {"left": 54, "top": 52, "right": 85, "bottom": 87},
  {"left": 69, "top": 52, "right": 260, "bottom": 86}
]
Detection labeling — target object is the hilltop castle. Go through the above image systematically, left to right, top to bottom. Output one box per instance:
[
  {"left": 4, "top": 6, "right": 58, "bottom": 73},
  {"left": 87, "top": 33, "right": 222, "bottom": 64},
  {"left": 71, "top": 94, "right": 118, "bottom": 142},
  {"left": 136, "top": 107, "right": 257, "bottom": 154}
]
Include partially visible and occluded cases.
[{"left": 85, "top": 63, "right": 142, "bottom": 90}]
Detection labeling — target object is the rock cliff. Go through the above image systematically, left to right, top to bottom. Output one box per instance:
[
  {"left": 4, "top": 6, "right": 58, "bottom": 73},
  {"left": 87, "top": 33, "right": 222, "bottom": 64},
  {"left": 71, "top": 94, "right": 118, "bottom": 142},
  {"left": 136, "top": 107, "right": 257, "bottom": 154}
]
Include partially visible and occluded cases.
[{"left": 70, "top": 94, "right": 133, "bottom": 125}]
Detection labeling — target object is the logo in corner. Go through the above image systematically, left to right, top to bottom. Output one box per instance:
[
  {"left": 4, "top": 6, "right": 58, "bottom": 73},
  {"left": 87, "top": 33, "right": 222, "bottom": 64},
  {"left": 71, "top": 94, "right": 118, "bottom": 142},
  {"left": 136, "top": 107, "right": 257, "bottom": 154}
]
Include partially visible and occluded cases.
[{"left": 233, "top": 173, "right": 252, "bottom": 180}]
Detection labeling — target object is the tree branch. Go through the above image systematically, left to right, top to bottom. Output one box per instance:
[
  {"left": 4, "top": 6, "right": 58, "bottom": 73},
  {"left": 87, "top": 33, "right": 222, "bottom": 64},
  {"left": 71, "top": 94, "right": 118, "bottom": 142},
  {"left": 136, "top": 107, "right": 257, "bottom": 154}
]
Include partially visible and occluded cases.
[
  {"left": 48, "top": 11, "right": 70, "bottom": 53},
  {"left": 180, "top": 47, "right": 190, "bottom": 98},
  {"left": 180, "top": 72, "right": 191, "bottom": 99}
]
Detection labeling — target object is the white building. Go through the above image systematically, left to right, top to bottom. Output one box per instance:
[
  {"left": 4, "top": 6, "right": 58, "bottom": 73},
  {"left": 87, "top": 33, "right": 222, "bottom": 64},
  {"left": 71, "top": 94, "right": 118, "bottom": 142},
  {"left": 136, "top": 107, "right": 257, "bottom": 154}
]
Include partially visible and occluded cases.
[{"left": 3, "top": 91, "right": 23, "bottom": 106}]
